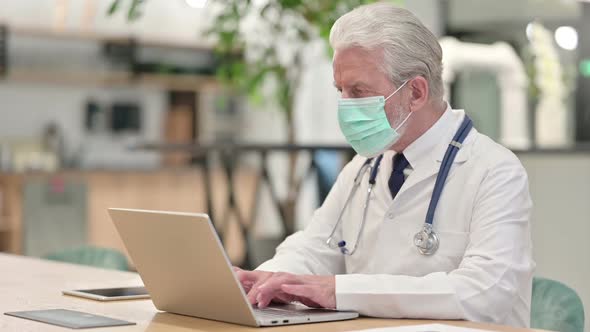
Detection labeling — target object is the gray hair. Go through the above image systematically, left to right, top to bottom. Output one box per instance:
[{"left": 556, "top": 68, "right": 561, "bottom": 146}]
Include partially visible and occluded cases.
[{"left": 329, "top": 2, "right": 444, "bottom": 99}]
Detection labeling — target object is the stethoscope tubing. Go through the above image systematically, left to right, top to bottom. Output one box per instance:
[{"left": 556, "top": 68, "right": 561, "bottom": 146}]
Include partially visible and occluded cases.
[
  {"left": 327, "top": 115, "right": 473, "bottom": 256},
  {"left": 424, "top": 117, "right": 473, "bottom": 226}
]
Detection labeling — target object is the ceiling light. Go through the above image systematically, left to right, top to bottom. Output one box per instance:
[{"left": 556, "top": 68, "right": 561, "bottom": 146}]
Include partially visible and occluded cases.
[
  {"left": 525, "top": 22, "right": 533, "bottom": 41},
  {"left": 554, "top": 26, "right": 578, "bottom": 51}
]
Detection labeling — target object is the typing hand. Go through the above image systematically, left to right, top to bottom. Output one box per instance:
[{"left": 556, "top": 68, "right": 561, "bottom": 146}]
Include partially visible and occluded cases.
[
  {"left": 232, "top": 267, "right": 273, "bottom": 294},
  {"left": 234, "top": 268, "right": 335, "bottom": 310}
]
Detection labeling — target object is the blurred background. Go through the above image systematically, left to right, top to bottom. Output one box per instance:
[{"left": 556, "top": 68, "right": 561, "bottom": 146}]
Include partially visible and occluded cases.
[{"left": 0, "top": 0, "right": 588, "bottom": 328}]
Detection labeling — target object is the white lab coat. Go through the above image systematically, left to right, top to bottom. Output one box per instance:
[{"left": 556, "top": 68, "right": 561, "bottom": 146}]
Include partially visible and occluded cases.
[{"left": 257, "top": 107, "right": 535, "bottom": 327}]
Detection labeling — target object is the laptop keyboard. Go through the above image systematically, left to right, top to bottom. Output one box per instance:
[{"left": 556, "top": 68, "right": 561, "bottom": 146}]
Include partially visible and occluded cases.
[{"left": 254, "top": 307, "right": 311, "bottom": 318}]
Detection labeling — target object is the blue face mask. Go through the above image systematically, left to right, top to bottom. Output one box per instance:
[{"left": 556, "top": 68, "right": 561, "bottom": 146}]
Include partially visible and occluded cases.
[{"left": 338, "top": 80, "right": 411, "bottom": 157}]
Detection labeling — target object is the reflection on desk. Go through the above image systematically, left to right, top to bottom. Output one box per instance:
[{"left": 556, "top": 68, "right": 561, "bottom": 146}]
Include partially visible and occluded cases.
[{"left": 0, "top": 253, "right": 548, "bottom": 332}]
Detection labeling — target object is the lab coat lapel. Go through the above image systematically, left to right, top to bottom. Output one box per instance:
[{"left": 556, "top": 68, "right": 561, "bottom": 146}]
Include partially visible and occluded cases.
[
  {"left": 395, "top": 132, "right": 473, "bottom": 200},
  {"left": 395, "top": 159, "right": 440, "bottom": 199}
]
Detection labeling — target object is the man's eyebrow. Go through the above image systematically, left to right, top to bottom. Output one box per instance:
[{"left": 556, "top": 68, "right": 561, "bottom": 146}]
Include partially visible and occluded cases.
[
  {"left": 333, "top": 81, "right": 370, "bottom": 90},
  {"left": 354, "top": 81, "right": 371, "bottom": 88}
]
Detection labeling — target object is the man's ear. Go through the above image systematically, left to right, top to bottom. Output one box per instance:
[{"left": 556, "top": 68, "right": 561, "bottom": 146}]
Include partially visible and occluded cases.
[{"left": 408, "top": 76, "right": 429, "bottom": 111}]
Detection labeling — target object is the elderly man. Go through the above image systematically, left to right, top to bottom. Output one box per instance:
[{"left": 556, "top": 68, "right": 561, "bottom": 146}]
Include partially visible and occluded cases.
[{"left": 235, "top": 2, "right": 534, "bottom": 328}]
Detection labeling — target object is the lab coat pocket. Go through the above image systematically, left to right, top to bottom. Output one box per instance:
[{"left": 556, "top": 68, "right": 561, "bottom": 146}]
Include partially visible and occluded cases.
[
  {"left": 409, "top": 230, "right": 469, "bottom": 274},
  {"left": 434, "top": 231, "right": 469, "bottom": 261}
]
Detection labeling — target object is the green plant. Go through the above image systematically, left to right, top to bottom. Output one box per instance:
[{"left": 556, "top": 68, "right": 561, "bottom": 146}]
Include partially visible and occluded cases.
[
  {"left": 108, "top": 0, "right": 403, "bottom": 235},
  {"left": 108, "top": 0, "right": 146, "bottom": 21},
  {"left": 109, "top": 0, "right": 388, "bottom": 138},
  {"left": 206, "top": 1, "right": 393, "bottom": 235}
]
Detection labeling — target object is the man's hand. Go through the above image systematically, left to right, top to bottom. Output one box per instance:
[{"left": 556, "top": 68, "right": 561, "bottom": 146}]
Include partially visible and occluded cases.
[
  {"left": 233, "top": 267, "right": 336, "bottom": 309},
  {"left": 233, "top": 267, "right": 273, "bottom": 294}
]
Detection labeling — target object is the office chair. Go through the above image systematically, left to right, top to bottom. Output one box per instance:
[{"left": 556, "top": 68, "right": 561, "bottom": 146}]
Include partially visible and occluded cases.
[
  {"left": 44, "top": 245, "right": 129, "bottom": 271},
  {"left": 531, "top": 277, "right": 585, "bottom": 332}
]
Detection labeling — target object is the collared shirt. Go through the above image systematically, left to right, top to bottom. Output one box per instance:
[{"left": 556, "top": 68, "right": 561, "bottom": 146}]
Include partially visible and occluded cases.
[
  {"left": 257, "top": 105, "right": 534, "bottom": 327},
  {"left": 390, "top": 105, "right": 456, "bottom": 179}
]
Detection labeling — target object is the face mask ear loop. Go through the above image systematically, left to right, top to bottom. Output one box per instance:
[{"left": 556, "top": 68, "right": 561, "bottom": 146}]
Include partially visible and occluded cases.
[
  {"left": 384, "top": 80, "right": 409, "bottom": 102},
  {"left": 394, "top": 109, "right": 413, "bottom": 131}
]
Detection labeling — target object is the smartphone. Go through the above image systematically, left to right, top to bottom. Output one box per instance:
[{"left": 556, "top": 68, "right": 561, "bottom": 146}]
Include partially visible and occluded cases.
[{"left": 62, "top": 286, "right": 150, "bottom": 301}]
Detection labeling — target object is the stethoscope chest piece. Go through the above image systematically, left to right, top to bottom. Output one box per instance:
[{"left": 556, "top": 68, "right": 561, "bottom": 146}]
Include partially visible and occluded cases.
[{"left": 413, "top": 223, "right": 439, "bottom": 256}]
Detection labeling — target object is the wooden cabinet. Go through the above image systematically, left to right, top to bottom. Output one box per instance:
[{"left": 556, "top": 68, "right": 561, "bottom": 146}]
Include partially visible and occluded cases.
[
  {"left": 0, "top": 168, "right": 258, "bottom": 266},
  {"left": 0, "top": 174, "right": 23, "bottom": 253}
]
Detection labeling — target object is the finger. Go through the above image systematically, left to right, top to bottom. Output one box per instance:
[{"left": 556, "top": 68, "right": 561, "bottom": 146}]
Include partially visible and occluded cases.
[
  {"left": 235, "top": 269, "right": 260, "bottom": 285},
  {"left": 235, "top": 270, "right": 259, "bottom": 293},
  {"left": 247, "top": 272, "right": 273, "bottom": 305},
  {"left": 256, "top": 273, "right": 299, "bottom": 308},
  {"left": 240, "top": 279, "right": 256, "bottom": 293},
  {"left": 241, "top": 280, "right": 255, "bottom": 294},
  {"left": 256, "top": 284, "right": 280, "bottom": 308},
  {"left": 281, "top": 284, "right": 324, "bottom": 308},
  {"left": 281, "top": 284, "right": 314, "bottom": 297},
  {"left": 281, "top": 284, "right": 317, "bottom": 304},
  {"left": 258, "top": 290, "right": 289, "bottom": 308},
  {"left": 270, "top": 292, "right": 295, "bottom": 305},
  {"left": 296, "top": 297, "right": 323, "bottom": 308}
]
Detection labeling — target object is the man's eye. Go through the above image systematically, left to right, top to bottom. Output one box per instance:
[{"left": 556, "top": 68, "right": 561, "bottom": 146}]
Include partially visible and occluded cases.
[{"left": 352, "top": 89, "right": 363, "bottom": 97}]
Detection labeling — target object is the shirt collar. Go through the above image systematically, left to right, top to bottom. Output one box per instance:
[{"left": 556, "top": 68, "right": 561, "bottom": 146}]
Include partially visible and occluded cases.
[{"left": 401, "top": 102, "right": 457, "bottom": 169}]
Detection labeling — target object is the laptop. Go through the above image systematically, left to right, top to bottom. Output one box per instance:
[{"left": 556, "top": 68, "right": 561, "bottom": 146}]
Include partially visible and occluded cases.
[{"left": 108, "top": 208, "right": 359, "bottom": 327}]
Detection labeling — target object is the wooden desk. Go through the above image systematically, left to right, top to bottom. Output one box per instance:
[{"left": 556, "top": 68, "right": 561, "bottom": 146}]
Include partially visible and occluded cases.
[{"left": 0, "top": 254, "right": 548, "bottom": 332}]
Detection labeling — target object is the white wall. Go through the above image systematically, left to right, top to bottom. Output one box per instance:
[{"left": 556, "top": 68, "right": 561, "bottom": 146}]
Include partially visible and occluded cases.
[
  {"left": 0, "top": 0, "right": 212, "bottom": 47},
  {"left": 0, "top": 0, "right": 210, "bottom": 169},
  {"left": 406, "top": 0, "right": 444, "bottom": 37},
  {"left": 448, "top": 0, "right": 580, "bottom": 30},
  {"left": 0, "top": 82, "right": 166, "bottom": 168},
  {"left": 519, "top": 154, "right": 590, "bottom": 332}
]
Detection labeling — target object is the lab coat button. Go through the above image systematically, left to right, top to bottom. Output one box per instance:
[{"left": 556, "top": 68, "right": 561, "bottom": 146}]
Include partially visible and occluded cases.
[{"left": 387, "top": 212, "right": 395, "bottom": 219}]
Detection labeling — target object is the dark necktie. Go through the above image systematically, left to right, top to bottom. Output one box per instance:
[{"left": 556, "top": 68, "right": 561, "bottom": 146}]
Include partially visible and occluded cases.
[{"left": 388, "top": 153, "right": 410, "bottom": 199}]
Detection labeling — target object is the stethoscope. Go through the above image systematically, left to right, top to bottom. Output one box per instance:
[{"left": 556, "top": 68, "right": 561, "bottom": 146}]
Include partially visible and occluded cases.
[{"left": 326, "top": 115, "right": 473, "bottom": 256}]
